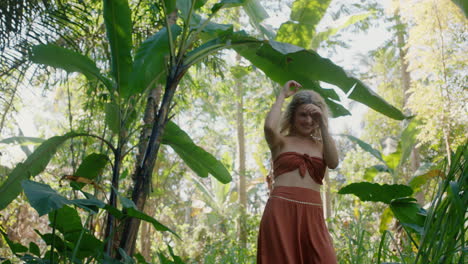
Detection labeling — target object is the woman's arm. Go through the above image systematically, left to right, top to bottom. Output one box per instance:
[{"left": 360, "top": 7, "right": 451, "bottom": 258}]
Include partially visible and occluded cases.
[
  {"left": 264, "top": 81, "right": 301, "bottom": 152},
  {"left": 303, "top": 104, "right": 339, "bottom": 169},
  {"left": 319, "top": 122, "right": 339, "bottom": 169}
]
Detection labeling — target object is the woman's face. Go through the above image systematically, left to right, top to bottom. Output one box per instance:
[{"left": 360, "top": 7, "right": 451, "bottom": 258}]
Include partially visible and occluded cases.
[{"left": 292, "top": 104, "right": 316, "bottom": 137}]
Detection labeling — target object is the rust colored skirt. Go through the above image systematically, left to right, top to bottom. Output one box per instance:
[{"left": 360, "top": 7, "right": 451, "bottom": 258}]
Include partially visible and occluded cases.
[{"left": 257, "top": 186, "right": 337, "bottom": 264}]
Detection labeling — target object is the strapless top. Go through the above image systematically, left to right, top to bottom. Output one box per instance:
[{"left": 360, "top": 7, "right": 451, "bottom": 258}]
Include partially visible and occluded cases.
[{"left": 273, "top": 152, "right": 326, "bottom": 185}]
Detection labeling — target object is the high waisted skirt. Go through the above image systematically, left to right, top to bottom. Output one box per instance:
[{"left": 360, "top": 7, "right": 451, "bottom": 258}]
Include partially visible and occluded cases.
[{"left": 257, "top": 186, "right": 337, "bottom": 264}]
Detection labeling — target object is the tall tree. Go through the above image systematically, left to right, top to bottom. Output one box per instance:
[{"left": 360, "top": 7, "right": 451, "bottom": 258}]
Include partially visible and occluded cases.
[
  {"left": 402, "top": 0, "right": 467, "bottom": 162},
  {"left": 393, "top": 4, "right": 423, "bottom": 201},
  {"left": 233, "top": 63, "right": 248, "bottom": 247}
]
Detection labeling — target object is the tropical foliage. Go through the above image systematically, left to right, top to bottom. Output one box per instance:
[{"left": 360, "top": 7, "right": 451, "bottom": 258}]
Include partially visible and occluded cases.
[{"left": 0, "top": 0, "right": 466, "bottom": 263}]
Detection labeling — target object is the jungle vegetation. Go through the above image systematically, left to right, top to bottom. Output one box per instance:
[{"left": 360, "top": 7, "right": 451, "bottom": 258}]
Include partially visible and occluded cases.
[{"left": 0, "top": 0, "right": 466, "bottom": 263}]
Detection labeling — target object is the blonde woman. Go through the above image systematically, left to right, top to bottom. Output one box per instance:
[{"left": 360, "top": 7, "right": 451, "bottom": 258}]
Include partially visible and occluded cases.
[{"left": 257, "top": 80, "right": 339, "bottom": 264}]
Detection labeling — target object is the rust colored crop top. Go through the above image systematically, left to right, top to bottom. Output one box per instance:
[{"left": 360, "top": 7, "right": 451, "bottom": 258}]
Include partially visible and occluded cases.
[{"left": 273, "top": 152, "right": 326, "bottom": 185}]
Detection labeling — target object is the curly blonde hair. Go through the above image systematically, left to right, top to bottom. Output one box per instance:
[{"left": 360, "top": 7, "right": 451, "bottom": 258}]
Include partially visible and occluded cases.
[{"left": 280, "top": 90, "right": 329, "bottom": 139}]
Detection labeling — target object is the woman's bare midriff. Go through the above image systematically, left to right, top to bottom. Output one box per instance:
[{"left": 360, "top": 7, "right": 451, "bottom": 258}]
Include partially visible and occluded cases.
[{"left": 273, "top": 169, "right": 322, "bottom": 192}]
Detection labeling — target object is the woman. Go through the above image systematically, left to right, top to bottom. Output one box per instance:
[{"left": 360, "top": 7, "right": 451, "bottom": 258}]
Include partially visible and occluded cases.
[{"left": 257, "top": 80, "right": 339, "bottom": 264}]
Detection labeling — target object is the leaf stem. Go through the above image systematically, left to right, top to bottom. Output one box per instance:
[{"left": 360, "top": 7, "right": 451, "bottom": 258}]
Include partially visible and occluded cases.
[
  {"left": 176, "top": 0, "right": 197, "bottom": 66},
  {"left": 161, "top": 1, "right": 175, "bottom": 67},
  {"left": 181, "top": 11, "right": 218, "bottom": 58},
  {"left": 50, "top": 210, "right": 58, "bottom": 264},
  {"left": 71, "top": 215, "right": 91, "bottom": 263}
]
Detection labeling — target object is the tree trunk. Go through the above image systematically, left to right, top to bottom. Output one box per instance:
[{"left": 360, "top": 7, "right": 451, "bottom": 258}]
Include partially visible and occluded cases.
[
  {"left": 395, "top": 9, "right": 424, "bottom": 204},
  {"left": 117, "top": 10, "right": 179, "bottom": 257},
  {"left": 235, "top": 66, "right": 247, "bottom": 248},
  {"left": 118, "top": 67, "right": 186, "bottom": 256},
  {"left": 133, "top": 85, "right": 162, "bottom": 260},
  {"left": 105, "top": 144, "right": 123, "bottom": 256},
  {"left": 140, "top": 200, "right": 155, "bottom": 261}
]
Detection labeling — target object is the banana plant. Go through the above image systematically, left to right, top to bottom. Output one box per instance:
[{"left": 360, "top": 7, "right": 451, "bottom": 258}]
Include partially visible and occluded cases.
[
  {"left": 0, "top": 0, "right": 407, "bottom": 259},
  {"left": 276, "top": 0, "right": 372, "bottom": 50},
  {"left": 342, "top": 119, "right": 438, "bottom": 186},
  {"left": 338, "top": 120, "right": 440, "bottom": 238},
  {"left": 340, "top": 143, "right": 466, "bottom": 263}
]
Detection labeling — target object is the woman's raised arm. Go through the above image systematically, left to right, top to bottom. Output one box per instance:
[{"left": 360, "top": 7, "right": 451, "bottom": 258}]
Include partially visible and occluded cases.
[{"left": 264, "top": 80, "right": 301, "bottom": 152}]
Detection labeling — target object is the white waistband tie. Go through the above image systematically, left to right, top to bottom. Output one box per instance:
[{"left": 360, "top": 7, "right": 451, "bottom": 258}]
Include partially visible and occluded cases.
[{"left": 270, "top": 195, "right": 322, "bottom": 207}]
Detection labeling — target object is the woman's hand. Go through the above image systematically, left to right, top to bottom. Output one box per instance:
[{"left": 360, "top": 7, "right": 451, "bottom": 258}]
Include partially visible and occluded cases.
[
  {"left": 282, "top": 80, "right": 302, "bottom": 98},
  {"left": 304, "top": 104, "right": 326, "bottom": 126}
]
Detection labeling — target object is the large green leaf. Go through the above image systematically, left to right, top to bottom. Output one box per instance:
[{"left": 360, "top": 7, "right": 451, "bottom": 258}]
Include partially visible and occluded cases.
[
  {"left": 103, "top": 0, "right": 133, "bottom": 95},
  {"left": 163, "top": 0, "right": 177, "bottom": 14},
  {"left": 176, "top": 0, "right": 191, "bottom": 20},
  {"left": 195, "top": 0, "right": 208, "bottom": 9},
  {"left": 211, "top": 0, "right": 245, "bottom": 13},
  {"left": 243, "top": 0, "right": 272, "bottom": 39},
  {"left": 276, "top": 0, "right": 331, "bottom": 48},
  {"left": 290, "top": 0, "right": 331, "bottom": 26},
  {"left": 452, "top": 0, "right": 468, "bottom": 18},
  {"left": 185, "top": 13, "right": 234, "bottom": 42},
  {"left": 276, "top": 22, "right": 314, "bottom": 48},
  {"left": 185, "top": 23, "right": 402, "bottom": 119},
  {"left": 128, "top": 25, "right": 182, "bottom": 97},
  {"left": 185, "top": 30, "right": 258, "bottom": 66},
  {"left": 234, "top": 41, "right": 349, "bottom": 117},
  {"left": 236, "top": 41, "right": 405, "bottom": 119},
  {"left": 30, "top": 44, "right": 111, "bottom": 89},
  {"left": 104, "top": 102, "right": 121, "bottom": 134},
  {"left": 398, "top": 119, "right": 420, "bottom": 167},
  {"left": 162, "top": 121, "right": 232, "bottom": 184},
  {"left": 0, "top": 133, "right": 83, "bottom": 210},
  {"left": 344, "top": 135, "right": 384, "bottom": 162},
  {"left": 382, "top": 146, "right": 400, "bottom": 171},
  {"left": 71, "top": 153, "right": 109, "bottom": 190},
  {"left": 408, "top": 163, "right": 440, "bottom": 193},
  {"left": 363, "top": 164, "right": 390, "bottom": 181},
  {"left": 22, "top": 180, "right": 71, "bottom": 216},
  {"left": 23, "top": 180, "right": 175, "bottom": 239},
  {"left": 24, "top": 181, "right": 106, "bottom": 217},
  {"left": 447, "top": 181, "right": 464, "bottom": 214},
  {"left": 338, "top": 182, "right": 413, "bottom": 204},
  {"left": 112, "top": 188, "right": 178, "bottom": 237},
  {"left": 390, "top": 197, "right": 426, "bottom": 234},
  {"left": 48, "top": 205, "right": 83, "bottom": 235},
  {"left": 48, "top": 205, "right": 103, "bottom": 259},
  {"left": 379, "top": 207, "right": 394, "bottom": 233},
  {"left": 127, "top": 208, "right": 176, "bottom": 236},
  {"left": 0, "top": 229, "right": 28, "bottom": 256},
  {"left": 37, "top": 232, "right": 68, "bottom": 252},
  {"left": 69, "top": 233, "right": 103, "bottom": 259},
  {"left": 28, "top": 242, "right": 40, "bottom": 256}
]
